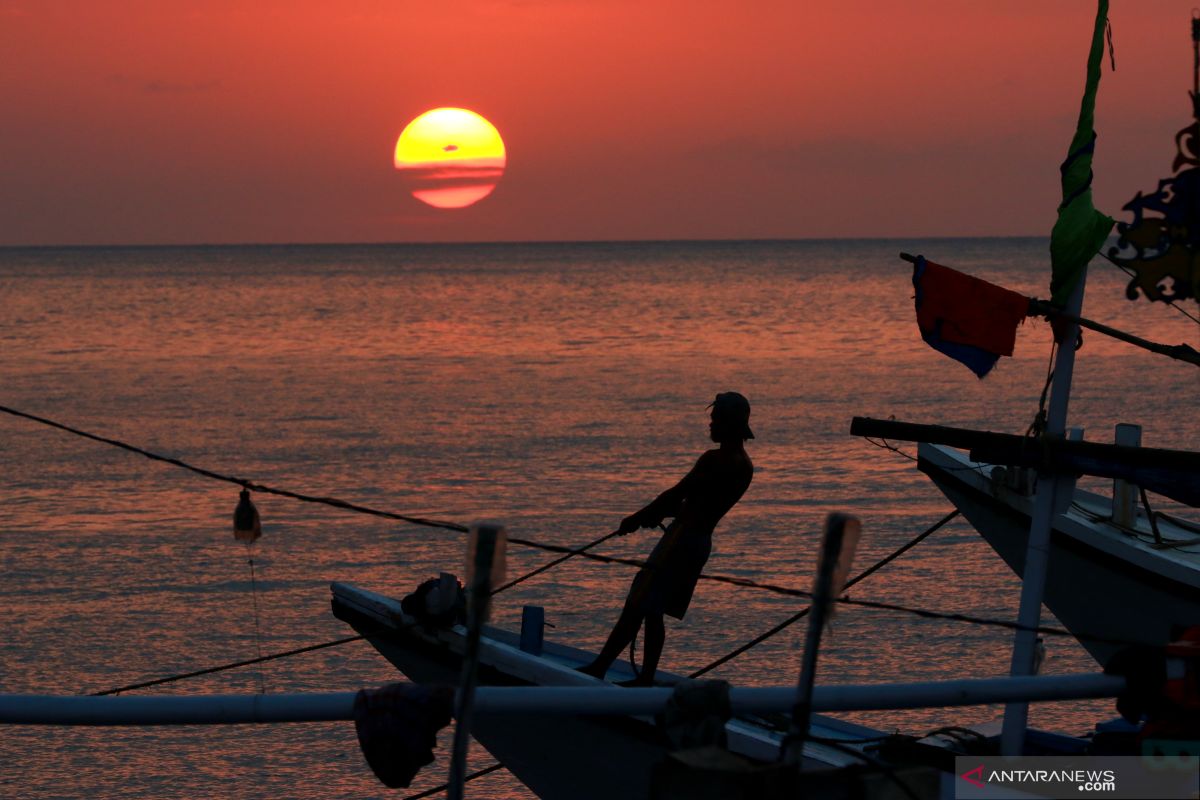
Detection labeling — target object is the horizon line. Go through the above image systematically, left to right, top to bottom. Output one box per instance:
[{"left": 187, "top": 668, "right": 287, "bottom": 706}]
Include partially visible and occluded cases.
[{"left": 0, "top": 234, "right": 1058, "bottom": 250}]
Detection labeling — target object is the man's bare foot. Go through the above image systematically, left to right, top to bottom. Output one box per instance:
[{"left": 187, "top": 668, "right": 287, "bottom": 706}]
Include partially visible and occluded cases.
[
  {"left": 576, "top": 662, "right": 609, "bottom": 680},
  {"left": 615, "top": 676, "right": 655, "bottom": 687}
]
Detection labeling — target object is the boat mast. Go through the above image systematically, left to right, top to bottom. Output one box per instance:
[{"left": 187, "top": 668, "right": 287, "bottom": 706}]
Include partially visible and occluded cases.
[
  {"left": 1002, "top": 0, "right": 1116, "bottom": 754},
  {"left": 1000, "top": 273, "right": 1086, "bottom": 755}
]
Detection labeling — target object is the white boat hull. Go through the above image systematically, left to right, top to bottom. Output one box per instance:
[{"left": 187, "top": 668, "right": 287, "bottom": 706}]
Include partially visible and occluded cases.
[{"left": 919, "top": 443, "right": 1200, "bottom": 666}]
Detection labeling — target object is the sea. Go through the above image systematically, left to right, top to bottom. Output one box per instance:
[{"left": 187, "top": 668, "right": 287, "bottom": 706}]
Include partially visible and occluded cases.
[{"left": 1, "top": 239, "right": 1197, "bottom": 799}]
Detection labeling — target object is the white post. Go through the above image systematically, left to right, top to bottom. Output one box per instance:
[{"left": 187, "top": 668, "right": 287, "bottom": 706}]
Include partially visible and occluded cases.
[
  {"left": 1000, "top": 269, "right": 1087, "bottom": 756},
  {"left": 1112, "top": 424, "right": 1142, "bottom": 527}
]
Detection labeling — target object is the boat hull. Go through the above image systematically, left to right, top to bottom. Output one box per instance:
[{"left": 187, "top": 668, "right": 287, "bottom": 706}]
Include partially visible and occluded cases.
[
  {"left": 919, "top": 443, "right": 1200, "bottom": 666},
  {"left": 330, "top": 582, "right": 874, "bottom": 800},
  {"left": 346, "top": 621, "right": 666, "bottom": 799}
]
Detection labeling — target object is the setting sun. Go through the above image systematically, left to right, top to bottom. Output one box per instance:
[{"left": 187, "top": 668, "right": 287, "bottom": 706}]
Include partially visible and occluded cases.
[{"left": 393, "top": 108, "right": 506, "bottom": 209}]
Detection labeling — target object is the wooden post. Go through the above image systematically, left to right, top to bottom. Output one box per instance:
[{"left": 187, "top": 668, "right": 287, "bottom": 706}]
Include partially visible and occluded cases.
[
  {"left": 784, "top": 513, "right": 859, "bottom": 762},
  {"left": 448, "top": 522, "right": 505, "bottom": 800}
]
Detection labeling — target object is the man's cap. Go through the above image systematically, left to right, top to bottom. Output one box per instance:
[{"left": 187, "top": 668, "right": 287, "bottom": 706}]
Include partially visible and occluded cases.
[{"left": 709, "top": 391, "right": 754, "bottom": 440}]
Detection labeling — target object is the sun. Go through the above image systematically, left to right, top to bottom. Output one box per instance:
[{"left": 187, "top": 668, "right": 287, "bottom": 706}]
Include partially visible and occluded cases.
[{"left": 393, "top": 108, "right": 506, "bottom": 209}]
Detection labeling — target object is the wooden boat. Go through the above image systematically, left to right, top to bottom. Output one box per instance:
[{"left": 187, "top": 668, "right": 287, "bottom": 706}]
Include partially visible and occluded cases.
[
  {"left": 848, "top": 417, "right": 1200, "bottom": 668},
  {"left": 917, "top": 440, "right": 1200, "bottom": 667},
  {"left": 326, "top": 575, "right": 1157, "bottom": 799},
  {"left": 330, "top": 581, "right": 886, "bottom": 800}
]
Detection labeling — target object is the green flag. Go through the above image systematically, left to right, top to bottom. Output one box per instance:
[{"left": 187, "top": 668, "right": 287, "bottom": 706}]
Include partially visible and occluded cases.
[{"left": 1049, "top": 0, "right": 1115, "bottom": 306}]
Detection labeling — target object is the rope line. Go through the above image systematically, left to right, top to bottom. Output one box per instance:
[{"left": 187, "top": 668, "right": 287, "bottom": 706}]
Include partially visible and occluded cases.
[
  {"left": 1099, "top": 252, "right": 1200, "bottom": 326},
  {"left": 5, "top": 401, "right": 986, "bottom": 619},
  {"left": 0, "top": 402, "right": 1137, "bottom": 649},
  {"left": 16, "top": 402, "right": 1136, "bottom": 691},
  {"left": 0, "top": 404, "right": 467, "bottom": 533},
  {"left": 862, "top": 435, "right": 993, "bottom": 477},
  {"left": 864, "top": 436, "right": 919, "bottom": 463},
  {"left": 689, "top": 510, "right": 960, "bottom": 678},
  {"left": 89, "top": 515, "right": 1137, "bottom": 697},
  {"left": 88, "top": 529, "right": 629, "bottom": 696},
  {"left": 87, "top": 530, "right": 624, "bottom": 695},
  {"left": 490, "top": 530, "right": 624, "bottom": 595},
  {"left": 500, "top": 537, "right": 1137, "bottom": 648},
  {"left": 90, "top": 634, "right": 371, "bottom": 696},
  {"left": 402, "top": 763, "right": 506, "bottom": 800}
]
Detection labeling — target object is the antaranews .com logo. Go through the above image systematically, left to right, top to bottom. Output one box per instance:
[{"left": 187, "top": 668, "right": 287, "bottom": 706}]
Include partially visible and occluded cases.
[
  {"left": 954, "top": 756, "right": 1197, "bottom": 799},
  {"left": 960, "top": 764, "right": 1116, "bottom": 793}
]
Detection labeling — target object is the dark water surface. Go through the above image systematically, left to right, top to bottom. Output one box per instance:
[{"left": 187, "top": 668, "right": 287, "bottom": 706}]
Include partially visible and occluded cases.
[{"left": 2, "top": 240, "right": 1197, "bottom": 798}]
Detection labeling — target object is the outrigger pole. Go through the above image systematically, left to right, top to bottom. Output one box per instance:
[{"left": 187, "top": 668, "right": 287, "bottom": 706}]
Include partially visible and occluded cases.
[{"left": 0, "top": 673, "right": 1126, "bottom": 725}]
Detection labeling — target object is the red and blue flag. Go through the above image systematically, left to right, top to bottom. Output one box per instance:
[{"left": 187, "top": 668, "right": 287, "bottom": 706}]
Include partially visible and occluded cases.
[{"left": 912, "top": 256, "right": 1031, "bottom": 378}]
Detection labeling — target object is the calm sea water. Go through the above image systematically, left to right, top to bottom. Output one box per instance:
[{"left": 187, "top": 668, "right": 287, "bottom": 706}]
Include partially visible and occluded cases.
[{"left": 1, "top": 240, "right": 1197, "bottom": 799}]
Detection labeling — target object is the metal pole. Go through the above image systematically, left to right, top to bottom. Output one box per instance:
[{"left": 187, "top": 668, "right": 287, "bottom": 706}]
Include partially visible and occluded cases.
[
  {"left": 1001, "top": 270, "right": 1087, "bottom": 755},
  {"left": 448, "top": 523, "right": 501, "bottom": 800},
  {"left": 0, "top": 674, "right": 1126, "bottom": 725}
]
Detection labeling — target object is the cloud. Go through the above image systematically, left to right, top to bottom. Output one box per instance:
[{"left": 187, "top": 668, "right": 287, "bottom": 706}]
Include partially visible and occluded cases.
[
  {"left": 106, "top": 74, "right": 220, "bottom": 94},
  {"left": 142, "top": 79, "right": 220, "bottom": 94}
]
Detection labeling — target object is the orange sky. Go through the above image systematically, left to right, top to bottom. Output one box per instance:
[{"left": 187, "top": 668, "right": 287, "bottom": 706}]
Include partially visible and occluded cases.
[{"left": 0, "top": 1, "right": 1194, "bottom": 245}]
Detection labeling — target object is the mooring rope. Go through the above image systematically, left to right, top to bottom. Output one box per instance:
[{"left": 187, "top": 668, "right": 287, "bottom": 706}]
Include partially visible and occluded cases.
[
  {"left": 1099, "top": 251, "right": 1200, "bottom": 326},
  {"left": 10, "top": 394, "right": 1129, "bottom": 697},
  {"left": 0, "top": 402, "right": 1141, "bottom": 651},
  {"left": 0, "top": 404, "right": 468, "bottom": 533},
  {"left": 689, "top": 510, "right": 960, "bottom": 678},
  {"left": 102, "top": 513, "right": 1129, "bottom": 699},
  {"left": 88, "top": 529, "right": 628, "bottom": 696},
  {"left": 490, "top": 529, "right": 625, "bottom": 594},
  {"left": 507, "top": 539, "right": 1139, "bottom": 649},
  {"left": 90, "top": 634, "right": 374, "bottom": 696},
  {"left": 401, "top": 763, "right": 506, "bottom": 800}
]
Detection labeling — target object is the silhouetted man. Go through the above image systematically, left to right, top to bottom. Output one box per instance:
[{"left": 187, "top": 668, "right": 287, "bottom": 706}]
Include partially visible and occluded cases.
[{"left": 578, "top": 392, "right": 755, "bottom": 686}]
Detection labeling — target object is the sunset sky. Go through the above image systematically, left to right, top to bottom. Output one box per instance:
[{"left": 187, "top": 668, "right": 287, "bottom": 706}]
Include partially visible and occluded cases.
[{"left": 1, "top": 1, "right": 1194, "bottom": 245}]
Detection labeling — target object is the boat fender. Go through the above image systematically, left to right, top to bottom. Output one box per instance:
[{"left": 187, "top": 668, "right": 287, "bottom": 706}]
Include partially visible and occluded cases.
[
  {"left": 401, "top": 573, "right": 465, "bottom": 629},
  {"left": 1105, "top": 627, "right": 1200, "bottom": 760},
  {"left": 1104, "top": 644, "right": 1166, "bottom": 725},
  {"left": 657, "top": 678, "right": 732, "bottom": 751},
  {"left": 353, "top": 682, "right": 455, "bottom": 788}
]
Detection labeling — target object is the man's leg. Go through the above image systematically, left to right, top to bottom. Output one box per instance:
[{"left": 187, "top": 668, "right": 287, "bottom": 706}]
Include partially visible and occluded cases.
[
  {"left": 577, "top": 570, "right": 656, "bottom": 679},
  {"left": 577, "top": 602, "right": 644, "bottom": 679},
  {"left": 612, "top": 613, "right": 663, "bottom": 687},
  {"left": 638, "top": 613, "right": 665, "bottom": 683}
]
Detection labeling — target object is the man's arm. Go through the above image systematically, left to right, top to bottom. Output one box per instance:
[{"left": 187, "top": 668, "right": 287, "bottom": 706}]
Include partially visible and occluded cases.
[{"left": 617, "top": 452, "right": 713, "bottom": 534}]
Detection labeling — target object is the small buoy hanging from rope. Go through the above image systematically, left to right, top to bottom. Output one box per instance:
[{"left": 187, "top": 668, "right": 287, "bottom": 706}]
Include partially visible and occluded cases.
[{"left": 233, "top": 488, "right": 262, "bottom": 543}]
